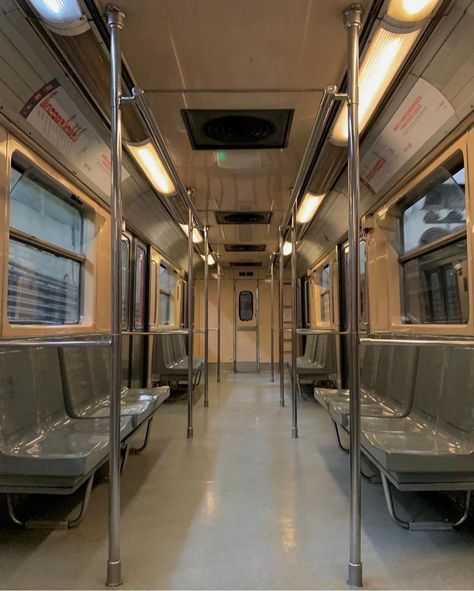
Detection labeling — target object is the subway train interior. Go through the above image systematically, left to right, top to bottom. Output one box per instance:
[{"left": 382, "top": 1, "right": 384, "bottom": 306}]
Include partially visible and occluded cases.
[{"left": 0, "top": 0, "right": 473, "bottom": 589}]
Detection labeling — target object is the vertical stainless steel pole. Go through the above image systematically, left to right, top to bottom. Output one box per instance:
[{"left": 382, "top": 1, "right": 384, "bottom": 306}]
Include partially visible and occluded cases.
[
  {"left": 346, "top": 4, "right": 363, "bottom": 587},
  {"left": 106, "top": 5, "right": 124, "bottom": 587},
  {"left": 290, "top": 205, "right": 298, "bottom": 439},
  {"left": 187, "top": 208, "right": 194, "bottom": 438},
  {"left": 203, "top": 227, "right": 209, "bottom": 406},
  {"left": 279, "top": 230, "right": 285, "bottom": 407},
  {"left": 270, "top": 258, "right": 275, "bottom": 382},
  {"left": 217, "top": 264, "right": 221, "bottom": 383}
]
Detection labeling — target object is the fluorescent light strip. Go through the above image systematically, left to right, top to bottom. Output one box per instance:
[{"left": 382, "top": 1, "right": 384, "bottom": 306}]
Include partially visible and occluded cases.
[
  {"left": 29, "top": 0, "right": 90, "bottom": 35},
  {"left": 387, "top": 0, "right": 440, "bottom": 23},
  {"left": 331, "top": 25, "right": 420, "bottom": 145},
  {"left": 125, "top": 140, "right": 176, "bottom": 196},
  {"left": 296, "top": 192, "right": 325, "bottom": 224},
  {"left": 179, "top": 224, "right": 203, "bottom": 243},
  {"left": 282, "top": 241, "right": 292, "bottom": 256},
  {"left": 201, "top": 253, "right": 216, "bottom": 265}
]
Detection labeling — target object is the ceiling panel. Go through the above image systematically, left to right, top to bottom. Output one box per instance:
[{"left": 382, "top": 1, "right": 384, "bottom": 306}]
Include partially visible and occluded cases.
[{"left": 96, "top": 0, "right": 372, "bottom": 267}]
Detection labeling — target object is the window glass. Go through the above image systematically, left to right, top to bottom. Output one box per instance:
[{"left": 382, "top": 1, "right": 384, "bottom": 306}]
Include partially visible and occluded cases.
[
  {"left": 398, "top": 152, "right": 468, "bottom": 324},
  {"left": 8, "top": 155, "right": 84, "bottom": 325},
  {"left": 401, "top": 156, "right": 465, "bottom": 254},
  {"left": 10, "top": 157, "right": 82, "bottom": 253},
  {"left": 121, "top": 237, "right": 130, "bottom": 329},
  {"left": 403, "top": 238, "right": 468, "bottom": 324},
  {"left": 8, "top": 240, "right": 81, "bottom": 324},
  {"left": 342, "top": 241, "right": 368, "bottom": 328},
  {"left": 134, "top": 245, "right": 146, "bottom": 330},
  {"left": 159, "top": 262, "right": 176, "bottom": 325},
  {"left": 320, "top": 264, "right": 331, "bottom": 324},
  {"left": 239, "top": 290, "right": 253, "bottom": 321}
]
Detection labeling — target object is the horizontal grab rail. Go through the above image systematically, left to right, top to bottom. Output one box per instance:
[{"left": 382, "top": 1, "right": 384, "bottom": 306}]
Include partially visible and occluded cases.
[
  {"left": 122, "top": 330, "right": 189, "bottom": 336},
  {"left": 0, "top": 336, "right": 111, "bottom": 347},
  {"left": 360, "top": 336, "right": 474, "bottom": 348}
]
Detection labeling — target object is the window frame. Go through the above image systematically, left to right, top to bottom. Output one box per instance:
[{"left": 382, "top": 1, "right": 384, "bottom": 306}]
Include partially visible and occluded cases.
[
  {"left": 370, "top": 132, "right": 473, "bottom": 334},
  {"left": 2, "top": 138, "right": 104, "bottom": 336}
]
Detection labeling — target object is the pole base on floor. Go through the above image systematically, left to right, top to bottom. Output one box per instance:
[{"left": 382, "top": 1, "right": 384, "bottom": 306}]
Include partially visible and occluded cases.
[
  {"left": 204, "top": 399, "right": 209, "bottom": 407},
  {"left": 280, "top": 400, "right": 285, "bottom": 407},
  {"left": 187, "top": 427, "right": 194, "bottom": 439},
  {"left": 291, "top": 427, "right": 298, "bottom": 439},
  {"left": 106, "top": 560, "right": 122, "bottom": 587},
  {"left": 347, "top": 561, "right": 363, "bottom": 587}
]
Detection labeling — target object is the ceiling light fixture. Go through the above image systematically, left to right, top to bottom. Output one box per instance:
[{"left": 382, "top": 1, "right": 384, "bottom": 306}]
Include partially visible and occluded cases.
[
  {"left": 28, "top": 0, "right": 90, "bottom": 36},
  {"left": 387, "top": 0, "right": 441, "bottom": 23},
  {"left": 330, "top": 25, "right": 420, "bottom": 145},
  {"left": 125, "top": 140, "right": 176, "bottom": 196},
  {"left": 296, "top": 192, "right": 325, "bottom": 224},
  {"left": 179, "top": 224, "right": 203, "bottom": 243},
  {"left": 282, "top": 241, "right": 292, "bottom": 256}
]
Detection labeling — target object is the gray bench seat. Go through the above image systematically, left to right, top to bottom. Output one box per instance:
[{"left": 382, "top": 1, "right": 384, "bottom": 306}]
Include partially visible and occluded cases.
[
  {"left": 152, "top": 333, "right": 203, "bottom": 387},
  {"left": 329, "top": 346, "right": 418, "bottom": 428},
  {"left": 61, "top": 347, "right": 169, "bottom": 428},
  {"left": 0, "top": 348, "right": 125, "bottom": 490}
]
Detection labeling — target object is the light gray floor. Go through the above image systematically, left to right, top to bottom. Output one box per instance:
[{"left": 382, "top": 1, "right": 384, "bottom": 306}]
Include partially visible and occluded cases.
[{"left": 1, "top": 369, "right": 474, "bottom": 590}]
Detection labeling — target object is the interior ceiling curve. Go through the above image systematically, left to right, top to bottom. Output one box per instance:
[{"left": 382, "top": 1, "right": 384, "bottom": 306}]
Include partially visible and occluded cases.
[{"left": 95, "top": 0, "right": 373, "bottom": 267}]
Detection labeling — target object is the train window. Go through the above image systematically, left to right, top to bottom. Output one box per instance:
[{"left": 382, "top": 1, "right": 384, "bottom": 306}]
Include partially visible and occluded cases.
[
  {"left": 397, "top": 152, "right": 468, "bottom": 324},
  {"left": 8, "top": 154, "right": 85, "bottom": 325},
  {"left": 121, "top": 237, "right": 130, "bottom": 329},
  {"left": 343, "top": 241, "right": 368, "bottom": 328},
  {"left": 134, "top": 244, "right": 147, "bottom": 330},
  {"left": 159, "top": 262, "right": 176, "bottom": 325},
  {"left": 320, "top": 264, "right": 331, "bottom": 323},
  {"left": 239, "top": 290, "right": 253, "bottom": 321}
]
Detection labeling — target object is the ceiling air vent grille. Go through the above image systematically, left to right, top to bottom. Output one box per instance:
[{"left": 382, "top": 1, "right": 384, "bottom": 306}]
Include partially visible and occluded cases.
[
  {"left": 182, "top": 109, "right": 293, "bottom": 150},
  {"left": 215, "top": 211, "right": 272, "bottom": 225},
  {"left": 225, "top": 244, "right": 266, "bottom": 252},
  {"left": 229, "top": 262, "right": 263, "bottom": 268}
]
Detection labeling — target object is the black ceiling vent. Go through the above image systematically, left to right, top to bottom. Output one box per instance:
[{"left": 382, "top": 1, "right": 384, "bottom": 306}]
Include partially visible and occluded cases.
[
  {"left": 182, "top": 109, "right": 293, "bottom": 150},
  {"left": 215, "top": 211, "right": 272, "bottom": 225},
  {"left": 225, "top": 244, "right": 266, "bottom": 252},
  {"left": 229, "top": 261, "right": 263, "bottom": 268}
]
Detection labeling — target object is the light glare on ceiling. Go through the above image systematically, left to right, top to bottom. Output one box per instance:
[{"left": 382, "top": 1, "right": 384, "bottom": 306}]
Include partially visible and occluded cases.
[
  {"left": 28, "top": 0, "right": 90, "bottom": 35},
  {"left": 387, "top": 0, "right": 440, "bottom": 23},
  {"left": 331, "top": 26, "right": 419, "bottom": 145},
  {"left": 126, "top": 140, "right": 176, "bottom": 196},
  {"left": 296, "top": 192, "right": 325, "bottom": 224},
  {"left": 282, "top": 241, "right": 292, "bottom": 256}
]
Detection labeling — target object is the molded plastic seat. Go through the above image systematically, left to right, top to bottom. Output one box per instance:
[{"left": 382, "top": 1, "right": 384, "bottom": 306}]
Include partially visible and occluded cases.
[
  {"left": 171, "top": 333, "right": 204, "bottom": 367},
  {"left": 152, "top": 334, "right": 203, "bottom": 383},
  {"left": 296, "top": 335, "right": 318, "bottom": 368},
  {"left": 314, "top": 344, "right": 379, "bottom": 409},
  {"left": 328, "top": 345, "right": 418, "bottom": 428},
  {"left": 60, "top": 347, "right": 168, "bottom": 427},
  {"left": 362, "top": 347, "right": 474, "bottom": 478},
  {"left": 0, "top": 348, "right": 122, "bottom": 490}
]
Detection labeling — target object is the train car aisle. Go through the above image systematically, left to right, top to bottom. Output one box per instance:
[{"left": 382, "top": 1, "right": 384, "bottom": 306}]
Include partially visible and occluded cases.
[{"left": 1, "top": 370, "right": 474, "bottom": 590}]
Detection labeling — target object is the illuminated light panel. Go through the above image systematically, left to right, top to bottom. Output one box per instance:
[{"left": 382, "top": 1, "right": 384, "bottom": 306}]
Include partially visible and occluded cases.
[
  {"left": 29, "top": 0, "right": 90, "bottom": 35},
  {"left": 387, "top": 0, "right": 440, "bottom": 23},
  {"left": 331, "top": 26, "right": 420, "bottom": 145},
  {"left": 125, "top": 140, "right": 176, "bottom": 196},
  {"left": 296, "top": 192, "right": 325, "bottom": 224},
  {"left": 179, "top": 223, "right": 203, "bottom": 243},
  {"left": 282, "top": 241, "right": 292, "bottom": 256},
  {"left": 201, "top": 253, "right": 216, "bottom": 265}
]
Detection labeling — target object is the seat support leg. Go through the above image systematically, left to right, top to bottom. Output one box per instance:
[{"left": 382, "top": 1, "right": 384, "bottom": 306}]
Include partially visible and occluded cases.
[
  {"left": 130, "top": 416, "right": 154, "bottom": 454},
  {"left": 333, "top": 420, "right": 349, "bottom": 453},
  {"left": 120, "top": 442, "right": 130, "bottom": 471},
  {"left": 381, "top": 474, "right": 471, "bottom": 530},
  {"left": 6, "top": 476, "right": 94, "bottom": 530}
]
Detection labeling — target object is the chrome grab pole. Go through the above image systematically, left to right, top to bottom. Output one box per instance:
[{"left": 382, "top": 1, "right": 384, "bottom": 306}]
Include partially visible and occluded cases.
[
  {"left": 345, "top": 4, "right": 363, "bottom": 587},
  {"left": 106, "top": 5, "right": 124, "bottom": 587},
  {"left": 290, "top": 205, "right": 298, "bottom": 438},
  {"left": 187, "top": 207, "right": 194, "bottom": 438},
  {"left": 203, "top": 227, "right": 209, "bottom": 406},
  {"left": 278, "top": 230, "right": 285, "bottom": 406},
  {"left": 270, "top": 257, "right": 275, "bottom": 382},
  {"left": 217, "top": 264, "right": 221, "bottom": 383}
]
